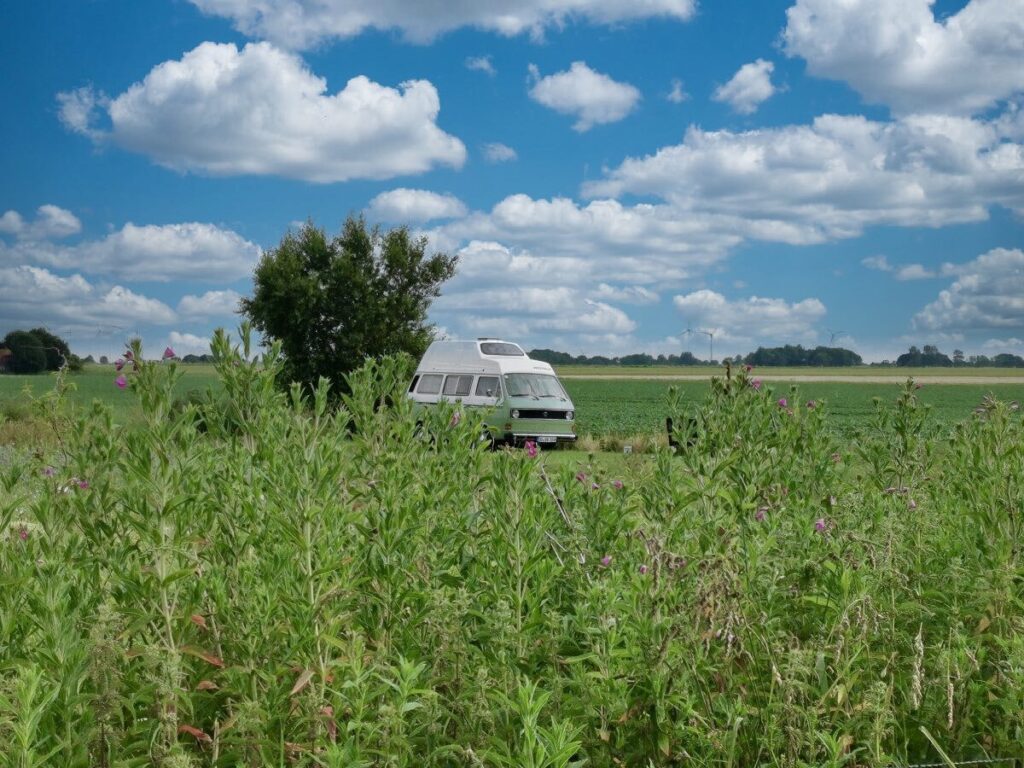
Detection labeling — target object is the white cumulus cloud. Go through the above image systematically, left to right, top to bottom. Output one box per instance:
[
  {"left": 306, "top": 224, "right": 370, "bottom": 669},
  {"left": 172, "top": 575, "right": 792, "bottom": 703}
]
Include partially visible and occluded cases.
[
  {"left": 187, "top": 0, "right": 696, "bottom": 48},
  {"left": 783, "top": 0, "right": 1024, "bottom": 115},
  {"left": 58, "top": 42, "right": 466, "bottom": 183},
  {"left": 465, "top": 56, "right": 496, "bottom": 76},
  {"left": 713, "top": 59, "right": 776, "bottom": 115},
  {"left": 528, "top": 61, "right": 640, "bottom": 131},
  {"left": 585, "top": 113, "right": 1024, "bottom": 242},
  {"left": 483, "top": 142, "right": 518, "bottom": 163},
  {"left": 367, "top": 189, "right": 468, "bottom": 223},
  {"left": 0, "top": 205, "right": 81, "bottom": 240},
  {"left": 0, "top": 219, "right": 261, "bottom": 283},
  {"left": 914, "top": 248, "right": 1024, "bottom": 331},
  {"left": 0, "top": 266, "right": 177, "bottom": 333},
  {"left": 593, "top": 283, "right": 660, "bottom": 304},
  {"left": 177, "top": 289, "right": 243, "bottom": 319},
  {"left": 673, "top": 289, "right": 826, "bottom": 346}
]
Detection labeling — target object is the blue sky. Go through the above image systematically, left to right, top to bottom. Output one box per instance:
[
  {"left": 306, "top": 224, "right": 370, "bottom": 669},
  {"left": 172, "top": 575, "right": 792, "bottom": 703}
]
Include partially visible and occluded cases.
[{"left": 1, "top": 0, "right": 1022, "bottom": 362}]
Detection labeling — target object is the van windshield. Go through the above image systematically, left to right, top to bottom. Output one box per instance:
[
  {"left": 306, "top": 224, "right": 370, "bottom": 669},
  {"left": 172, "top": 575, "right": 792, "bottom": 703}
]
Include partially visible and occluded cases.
[{"left": 503, "top": 373, "right": 567, "bottom": 400}]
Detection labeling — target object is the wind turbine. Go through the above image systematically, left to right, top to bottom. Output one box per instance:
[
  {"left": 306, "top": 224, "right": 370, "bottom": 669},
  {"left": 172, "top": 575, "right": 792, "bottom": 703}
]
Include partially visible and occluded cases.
[
  {"left": 686, "top": 327, "right": 715, "bottom": 363},
  {"left": 827, "top": 328, "right": 846, "bottom": 346}
]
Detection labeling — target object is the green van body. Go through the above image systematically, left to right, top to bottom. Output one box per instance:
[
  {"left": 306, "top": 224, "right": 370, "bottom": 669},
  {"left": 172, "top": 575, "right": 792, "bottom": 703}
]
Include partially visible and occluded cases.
[{"left": 408, "top": 339, "right": 576, "bottom": 446}]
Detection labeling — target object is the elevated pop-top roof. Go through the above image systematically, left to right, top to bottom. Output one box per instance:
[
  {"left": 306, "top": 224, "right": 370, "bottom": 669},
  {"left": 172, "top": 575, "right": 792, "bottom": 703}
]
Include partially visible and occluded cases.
[{"left": 416, "top": 339, "right": 555, "bottom": 376}]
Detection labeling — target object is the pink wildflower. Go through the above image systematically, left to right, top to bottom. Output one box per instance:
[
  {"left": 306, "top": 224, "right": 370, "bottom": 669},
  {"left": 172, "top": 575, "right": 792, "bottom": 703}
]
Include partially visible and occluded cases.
[
  {"left": 163, "top": 346, "right": 175, "bottom": 360},
  {"left": 124, "top": 350, "right": 133, "bottom": 360},
  {"left": 115, "top": 358, "right": 125, "bottom": 372},
  {"left": 745, "top": 364, "right": 753, "bottom": 373},
  {"left": 115, "top": 375, "right": 127, "bottom": 389},
  {"left": 750, "top": 378, "right": 762, "bottom": 391},
  {"left": 914, "top": 382, "right": 923, "bottom": 390},
  {"left": 778, "top": 397, "right": 788, "bottom": 408},
  {"left": 806, "top": 400, "right": 816, "bottom": 409},
  {"left": 449, "top": 411, "right": 461, "bottom": 427},
  {"left": 525, "top": 440, "right": 538, "bottom": 458},
  {"left": 42, "top": 466, "right": 55, "bottom": 477},
  {"left": 575, "top": 471, "right": 587, "bottom": 484},
  {"left": 77, "top": 479, "right": 89, "bottom": 490},
  {"left": 612, "top": 479, "right": 623, "bottom": 490},
  {"left": 591, "top": 482, "right": 600, "bottom": 490},
  {"left": 908, "top": 498, "right": 917, "bottom": 510},
  {"left": 755, "top": 507, "right": 767, "bottom": 522},
  {"left": 815, "top": 518, "right": 827, "bottom": 534},
  {"left": 19, "top": 527, "right": 28, "bottom": 542},
  {"left": 600, "top": 555, "right": 612, "bottom": 567},
  {"left": 639, "top": 564, "right": 649, "bottom": 575}
]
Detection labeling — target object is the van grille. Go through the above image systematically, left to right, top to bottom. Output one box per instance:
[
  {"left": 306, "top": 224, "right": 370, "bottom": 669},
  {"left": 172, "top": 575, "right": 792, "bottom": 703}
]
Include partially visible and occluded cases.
[{"left": 516, "top": 409, "right": 569, "bottom": 420}]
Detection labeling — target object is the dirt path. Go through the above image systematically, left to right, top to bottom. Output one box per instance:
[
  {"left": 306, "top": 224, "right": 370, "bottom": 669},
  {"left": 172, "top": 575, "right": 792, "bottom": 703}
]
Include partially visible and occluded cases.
[{"left": 561, "top": 374, "right": 1024, "bottom": 384}]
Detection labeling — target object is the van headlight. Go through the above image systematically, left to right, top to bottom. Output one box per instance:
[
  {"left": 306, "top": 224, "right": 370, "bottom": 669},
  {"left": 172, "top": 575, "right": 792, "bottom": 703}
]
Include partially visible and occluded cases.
[
  {"left": 511, "top": 409, "right": 520, "bottom": 419},
  {"left": 566, "top": 410, "right": 574, "bottom": 420}
]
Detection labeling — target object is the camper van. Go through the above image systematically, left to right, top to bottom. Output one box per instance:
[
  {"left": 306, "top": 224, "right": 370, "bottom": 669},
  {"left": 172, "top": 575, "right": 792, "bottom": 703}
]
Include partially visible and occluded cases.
[{"left": 408, "top": 339, "right": 577, "bottom": 446}]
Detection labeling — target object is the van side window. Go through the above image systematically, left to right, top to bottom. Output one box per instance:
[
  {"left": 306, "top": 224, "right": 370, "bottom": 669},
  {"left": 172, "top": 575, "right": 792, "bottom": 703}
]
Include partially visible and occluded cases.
[
  {"left": 417, "top": 374, "right": 443, "bottom": 394},
  {"left": 443, "top": 374, "right": 473, "bottom": 397},
  {"left": 408, "top": 375, "right": 419, "bottom": 393},
  {"left": 475, "top": 376, "right": 500, "bottom": 397}
]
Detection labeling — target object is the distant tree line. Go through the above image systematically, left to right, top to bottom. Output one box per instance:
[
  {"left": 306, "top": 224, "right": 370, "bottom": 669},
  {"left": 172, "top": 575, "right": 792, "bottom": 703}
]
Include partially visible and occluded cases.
[
  {"left": 531, "top": 343, "right": 1024, "bottom": 368},
  {"left": 530, "top": 345, "right": 863, "bottom": 367},
  {"left": 891, "top": 345, "right": 1024, "bottom": 368}
]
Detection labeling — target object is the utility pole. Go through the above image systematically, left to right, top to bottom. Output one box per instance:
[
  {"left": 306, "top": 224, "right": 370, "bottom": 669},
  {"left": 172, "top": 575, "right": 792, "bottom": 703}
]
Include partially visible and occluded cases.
[{"left": 686, "top": 327, "right": 715, "bottom": 363}]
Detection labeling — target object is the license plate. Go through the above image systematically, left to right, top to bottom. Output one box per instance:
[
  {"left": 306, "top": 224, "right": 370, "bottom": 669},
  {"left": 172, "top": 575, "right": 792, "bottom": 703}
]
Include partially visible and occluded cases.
[{"left": 536, "top": 435, "right": 556, "bottom": 444}]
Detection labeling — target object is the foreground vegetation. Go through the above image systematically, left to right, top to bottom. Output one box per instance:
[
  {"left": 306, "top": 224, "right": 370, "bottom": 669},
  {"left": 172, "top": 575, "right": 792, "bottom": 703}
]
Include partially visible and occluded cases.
[{"left": 2, "top": 330, "right": 1022, "bottom": 767}]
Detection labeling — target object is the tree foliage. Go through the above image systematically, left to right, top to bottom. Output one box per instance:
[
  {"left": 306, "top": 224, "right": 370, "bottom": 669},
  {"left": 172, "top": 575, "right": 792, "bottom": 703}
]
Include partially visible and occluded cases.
[
  {"left": 241, "top": 217, "right": 457, "bottom": 394},
  {"left": 2, "top": 330, "right": 48, "bottom": 373}
]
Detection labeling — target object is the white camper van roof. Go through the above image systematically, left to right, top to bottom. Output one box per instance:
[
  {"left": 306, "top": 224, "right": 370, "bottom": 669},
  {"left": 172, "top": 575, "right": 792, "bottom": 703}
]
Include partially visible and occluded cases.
[{"left": 416, "top": 339, "right": 557, "bottom": 376}]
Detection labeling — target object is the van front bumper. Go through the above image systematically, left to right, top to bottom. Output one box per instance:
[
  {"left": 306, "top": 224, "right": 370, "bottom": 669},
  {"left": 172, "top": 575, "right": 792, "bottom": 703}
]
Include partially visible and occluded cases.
[{"left": 506, "top": 432, "right": 577, "bottom": 445}]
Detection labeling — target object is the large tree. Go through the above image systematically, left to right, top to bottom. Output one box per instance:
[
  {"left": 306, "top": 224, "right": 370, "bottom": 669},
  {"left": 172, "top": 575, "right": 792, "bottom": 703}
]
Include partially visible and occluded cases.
[
  {"left": 242, "top": 217, "right": 457, "bottom": 393},
  {"left": 2, "top": 330, "right": 47, "bottom": 374}
]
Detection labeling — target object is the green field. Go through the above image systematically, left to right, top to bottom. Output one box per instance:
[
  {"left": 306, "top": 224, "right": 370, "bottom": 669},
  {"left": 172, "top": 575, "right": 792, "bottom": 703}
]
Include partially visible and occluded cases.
[
  {"left": 2, "top": 365, "right": 1022, "bottom": 445},
  {"left": 563, "top": 378, "right": 1024, "bottom": 438}
]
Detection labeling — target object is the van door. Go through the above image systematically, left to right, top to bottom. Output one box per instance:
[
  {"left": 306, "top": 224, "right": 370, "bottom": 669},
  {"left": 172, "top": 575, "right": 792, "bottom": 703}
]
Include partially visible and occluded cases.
[{"left": 463, "top": 375, "right": 501, "bottom": 408}]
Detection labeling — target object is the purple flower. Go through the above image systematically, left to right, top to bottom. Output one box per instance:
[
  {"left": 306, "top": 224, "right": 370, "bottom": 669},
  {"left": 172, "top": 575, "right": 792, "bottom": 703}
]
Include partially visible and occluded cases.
[
  {"left": 162, "top": 346, "right": 175, "bottom": 360},
  {"left": 124, "top": 350, "right": 133, "bottom": 361},
  {"left": 115, "top": 358, "right": 125, "bottom": 372},
  {"left": 744, "top": 364, "right": 753, "bottom": 373},
  {"left": 115, "top": 375, "right": 127, "bottom": 390},
  {"left": 751, "top": 378, "right": 762, "bottom": 391},
  {"left": 914, "top": 382, "right": 923, "bottom": 390},
  {"left": 777, "top": 397, "right": 788, "bottom": 408},
  {"left": 806, "top": 400, "right": 816, "bottom": 409},
  {"left": 449, "top": 411, "right": 461, "bottom": 428},
  {"left": 525, "top": 440, "right": 538, "bottom": 458},
  {"left": 42, "top": 466, "right": 55, "bottom": 477},
  {"left": 575, "top": 471, "right": 587, "bottom": 484},
  {"left": 77, "top": 479, "right": 89, "bottom": 490},
  {"left": 612, "top": 479, "right": 623, "bottom": 490},
  {"left": 591, "top": 482, "right": 600, "bottom": 490},
  {"left": 908, "top": 498, "right": 917, "bottom": 510},
  {"left": 755, "top": 507, "right": 767, "bottom": 522},
  {"left": 815, "top": 518, "right": 827, "bottom": 534},
  {"left": 19, "top": 527, "right": 28, "bottom": 542},
  {"left": 600, "top": 555, "right": 612, "bottom": 567},
  {"left": 639, "top": 564, "right": 649, "bottom": 575}
]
